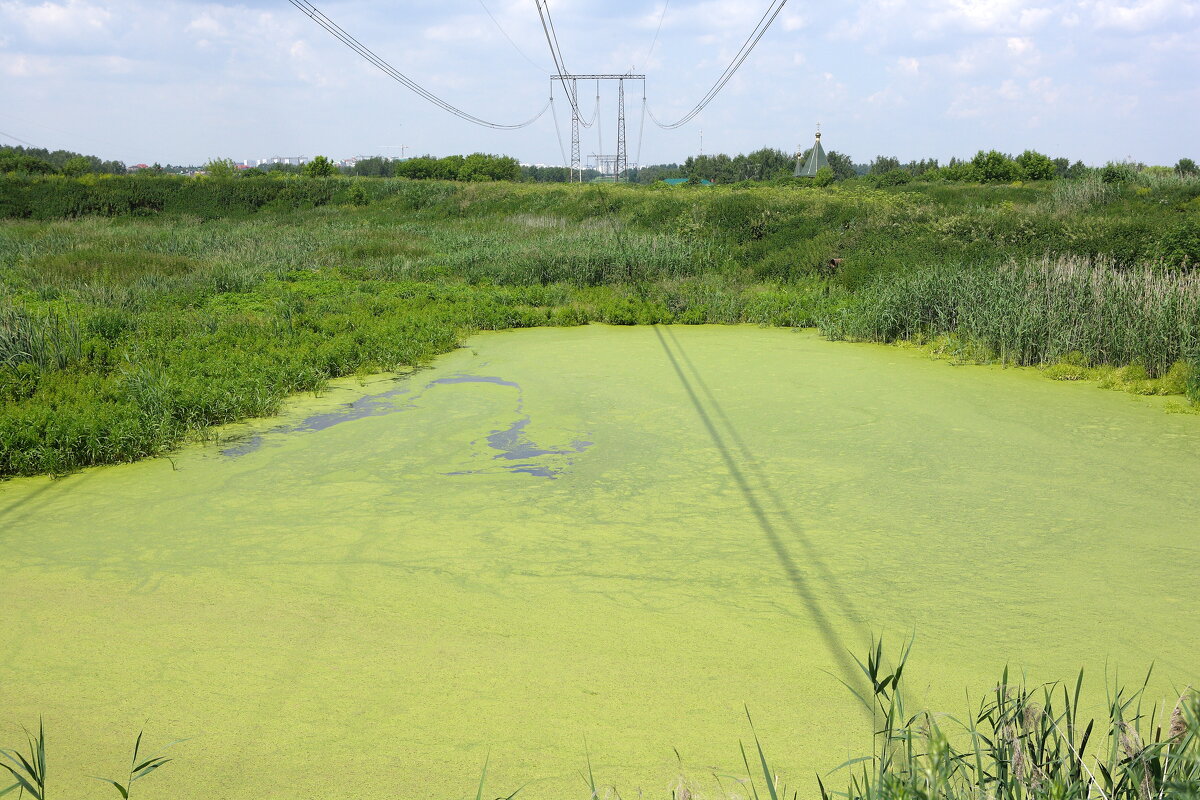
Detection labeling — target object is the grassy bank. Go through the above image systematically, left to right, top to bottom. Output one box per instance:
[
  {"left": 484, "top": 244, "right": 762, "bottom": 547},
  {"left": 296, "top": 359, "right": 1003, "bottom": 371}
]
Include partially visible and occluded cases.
[{"left": 2, "top": 176, "right": 1198, "bottom": 478}]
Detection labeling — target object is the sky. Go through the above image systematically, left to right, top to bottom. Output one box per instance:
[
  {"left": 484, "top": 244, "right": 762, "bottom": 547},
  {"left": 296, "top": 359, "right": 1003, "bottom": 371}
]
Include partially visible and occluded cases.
[{"left": 0, "top": 0, "right": 1197, "bottom": 167}]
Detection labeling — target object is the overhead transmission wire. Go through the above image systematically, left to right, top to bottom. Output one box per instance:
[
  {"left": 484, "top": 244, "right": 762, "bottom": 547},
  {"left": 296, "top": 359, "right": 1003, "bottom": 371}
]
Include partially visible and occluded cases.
[
  {"left": 287, "top": 0, "right": 548, "bottom": 129},
  {"left": 475, "top": 0, "right": 547, "bottom": 72},
  {"left": 533, "top": 0, "right": 586, "bottom": 120},
  {"left": 645, "top": 0, "right": 670, "bottom": 63},
  {"left": 647, "top": 0, "right": 789, "bottom": 129},
  {"left": 579, "top": 81, "right": 598, "bottom": 127},
  {"left": 596, "top": 81, "right": 603, "bottom": 156},
  {"left": 634, "top": 83, "right": 648, "bottom": 170},
  {"left": 549, "top": 89, "right": 570, "bottom": 168},
  {"left": 0, "top": 129, "right": 37, "bottom": 147}
]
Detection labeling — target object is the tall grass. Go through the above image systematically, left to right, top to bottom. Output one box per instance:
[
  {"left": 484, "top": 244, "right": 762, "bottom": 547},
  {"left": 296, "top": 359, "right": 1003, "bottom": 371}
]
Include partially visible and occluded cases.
[
  {"left": 1042, "top": 176, "right": 1118, "bottom": 214},
  {"left": 1, "top": 178, "right": 1196, "bottom": 478},
  {"left": 823, "top": 256, "right": 1200, "bottom": 383},
  {"left": 0, "top": 306, "right": 84, "bottom": 376},
  {"left": 824, "top": 641, "right": 1200, "bottom": 800},
  {"left": 0, "top": 718, "right": 46, "bottom": 799}
]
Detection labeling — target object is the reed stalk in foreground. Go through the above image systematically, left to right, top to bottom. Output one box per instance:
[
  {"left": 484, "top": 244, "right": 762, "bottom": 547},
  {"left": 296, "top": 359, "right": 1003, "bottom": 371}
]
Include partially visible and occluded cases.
[
  {"left": 823, "top": 640, "right": 1200, "bottom": 800},
  {"left": 0, "top": 719, "right": 45, "bottom": 800}
]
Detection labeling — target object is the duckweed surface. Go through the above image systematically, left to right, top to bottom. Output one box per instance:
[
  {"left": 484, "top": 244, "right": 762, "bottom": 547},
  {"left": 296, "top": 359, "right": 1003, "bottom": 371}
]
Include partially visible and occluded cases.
[{"left": 2, "top": 325, "right": 1198, "bottom": 799}]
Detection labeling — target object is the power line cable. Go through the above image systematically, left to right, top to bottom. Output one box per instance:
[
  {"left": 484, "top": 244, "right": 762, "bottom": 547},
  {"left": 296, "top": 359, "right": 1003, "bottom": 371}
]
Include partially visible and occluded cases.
[
  {"left": 288, "top": 0, "right": 548, "bottom": 129},
  {"left": 475, "top": 0, "right": 548, "bottom": 72},
  {"left": 533, "top": 0, "right": 586, "bottom": 119},
  {"left": 542, "top": 0, "right": 570, "bottom": 75},
  {"left": 644, "top": 0, "right": 670, "bottom": 64},
  {"left": 647, "top": 0, "right": 788, "bottom": 129},
  {"left": 648, "top": 0, "right": 784, "bottom": 128},
  {"left": 596, "top": 80, "right": 603, "bottom": 157},
  {"left": 579, "top": 84, "right": 598, "bottom": 128},
  {"left": 634, "top": 84, "right": 648, "bottom": 169},
  {"left": 549, "top": 91, "right": 569, "bottom": 168},
  {"left": 0, "top": 114, "right": 126, "bottom": 152},
  {"left": 0, "top": 129, "right": 38, "bottom": 148}
]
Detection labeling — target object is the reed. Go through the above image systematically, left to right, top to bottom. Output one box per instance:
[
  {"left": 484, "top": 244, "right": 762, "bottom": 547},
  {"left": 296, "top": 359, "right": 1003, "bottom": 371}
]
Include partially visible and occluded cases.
[
  {"left": 1, "top": 177, "right": 1196, "bottom": 478},
  {"left": 824, "top": 255, "right": 1200, "bottom": 387},
  {"left": 822, "top": 640, "right": 1200, "bottom": 800},
  {"left": 0, "top": 718, "right": 46, "bottom": 800}
]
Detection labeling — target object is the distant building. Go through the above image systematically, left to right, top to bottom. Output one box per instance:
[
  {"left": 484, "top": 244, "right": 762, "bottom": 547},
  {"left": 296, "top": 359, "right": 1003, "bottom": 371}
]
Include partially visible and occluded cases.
[
  {"left": 794, "top": 128, "right": 829, "bottom": 177},
  {"left": 128, "top": 163, "right": 150, "bottom": 171},
  {"left": 662, "top": 177, "right": 713, "bottom": 186}
]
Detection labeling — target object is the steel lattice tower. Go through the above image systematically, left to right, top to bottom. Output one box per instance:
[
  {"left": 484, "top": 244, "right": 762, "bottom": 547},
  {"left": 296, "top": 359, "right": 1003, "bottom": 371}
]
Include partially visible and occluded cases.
[
  {"left": 553, "top": 74, "right": 644, "bottom": 182},
  {"left": 569, "top": 78, "right": 582, "bottom": 182},
  {"left": 615, "top": 79, "right": 627, "bottom": 181}
]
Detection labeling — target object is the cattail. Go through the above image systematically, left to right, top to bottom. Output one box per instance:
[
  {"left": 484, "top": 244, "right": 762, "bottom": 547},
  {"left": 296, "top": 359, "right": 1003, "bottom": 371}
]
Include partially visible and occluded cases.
[
  {"left": 1167, "top": 690, "right": 1192, "bottom": 745},
  {"left": 1022, "top": 702, "right": 1044, "bottom": 731},
  {"left": 1119, "top": 721, "right": 1144, "bottom": 759},
  {"left": 1119, "top": 722, "right": 1154, "bottom": 800},
  {"left": 1010, "top": 731, "right": 1028, "bottom": 782}
]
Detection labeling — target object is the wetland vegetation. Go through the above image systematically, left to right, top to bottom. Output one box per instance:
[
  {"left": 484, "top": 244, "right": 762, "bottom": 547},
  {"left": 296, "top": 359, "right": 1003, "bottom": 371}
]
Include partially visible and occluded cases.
[{"left": 2, "top": 170, "right": 1197, "bottom": 478}]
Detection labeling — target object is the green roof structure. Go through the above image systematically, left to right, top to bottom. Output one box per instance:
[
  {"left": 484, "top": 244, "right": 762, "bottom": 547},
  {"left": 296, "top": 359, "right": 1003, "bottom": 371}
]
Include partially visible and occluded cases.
[
  {"left": 794, "top": 129, "right": 829, "bottom": 177},
  {"left": 662, "top": 178, "right": 713, "bottom": 186}
]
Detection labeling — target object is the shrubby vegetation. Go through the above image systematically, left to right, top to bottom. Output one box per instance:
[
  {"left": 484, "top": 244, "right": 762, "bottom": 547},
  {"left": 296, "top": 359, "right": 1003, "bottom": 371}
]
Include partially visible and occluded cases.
[
  {"left": 0, "top": 145, "right": 126, "bottom": 176},
  {"left": 347, "top": 152, "right": 521, "bottom": 181},
  {"left": 1, "top": 171, "right": 1198, "bottom": 477}
]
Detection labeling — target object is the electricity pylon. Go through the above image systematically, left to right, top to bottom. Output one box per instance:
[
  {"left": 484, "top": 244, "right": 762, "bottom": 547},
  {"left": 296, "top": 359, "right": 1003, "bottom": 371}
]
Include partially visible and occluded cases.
[{"left": 552, "top": 73, "right": 644, "bottom": 182}]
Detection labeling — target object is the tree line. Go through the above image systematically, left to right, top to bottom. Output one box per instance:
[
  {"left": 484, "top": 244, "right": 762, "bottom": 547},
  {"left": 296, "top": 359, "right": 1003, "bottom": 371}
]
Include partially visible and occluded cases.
[
  {"left": 5, "top": 142, "right": 1197, "bottom": 187},
  {"left": 0, "top": 145, "right": 126, "bottom": 176}
]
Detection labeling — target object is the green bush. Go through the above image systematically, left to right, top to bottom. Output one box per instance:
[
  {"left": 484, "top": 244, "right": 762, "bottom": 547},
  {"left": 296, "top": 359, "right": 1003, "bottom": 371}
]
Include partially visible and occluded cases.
[
  {"left": 1016, "top": 149, "right": 1056, "bottom": 180},
  {"left": 972, "top": 150, "right": 1021, "bottom": 183},
  {"left": 0, "top": 153, "right": 57, "bottom": 175},
  {"left": 302, "top": 155, "right": 337, "bottom": 178},
  {"left": 1102, "top": 161, "right": 1138, "bottom": 184},
  {"left": 871, "top": 169, "right": 911, "bottom": 187},
  {"left": 1159, "top": 218, "right": 1200, "bottom": 269}
]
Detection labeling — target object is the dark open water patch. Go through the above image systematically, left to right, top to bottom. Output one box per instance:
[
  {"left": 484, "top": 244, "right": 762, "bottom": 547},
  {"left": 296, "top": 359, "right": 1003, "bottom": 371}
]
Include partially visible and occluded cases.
[
  {"left": 221, "top": 373, "right": 591, "bottom": 479},
  {"left": 431, "top": 375, "right": 592, "bottom": 479},
  {"left": 219, "top": 382, "right": 413, "bottom": 458}
]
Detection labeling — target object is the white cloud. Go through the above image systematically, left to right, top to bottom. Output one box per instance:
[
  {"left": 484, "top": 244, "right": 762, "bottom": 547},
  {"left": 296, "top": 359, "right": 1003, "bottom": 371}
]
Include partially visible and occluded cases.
[
  {"left": 0, "top": 0, "right": 111, "bottom": 44},
  {"left": 0, "top": 0, "right": 1196, "bottom": 166},
  {"left": 1083, "top": 0, "right": 1199, "bottom": 31},
  {"left": 185, "top": 13, "right": 224, "bottom": 39},
  {"left": 1006, "top": 36, "right": 1034, "bottom": 54},
  {"left": 0, "top": 52, "right": 55, "bottom": 76}
]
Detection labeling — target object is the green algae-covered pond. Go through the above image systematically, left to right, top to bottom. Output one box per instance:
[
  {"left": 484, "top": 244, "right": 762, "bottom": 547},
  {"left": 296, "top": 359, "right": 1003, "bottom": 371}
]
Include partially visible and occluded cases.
[{"left": 2, "top": 325, "right": 1198, "bottom": 798}]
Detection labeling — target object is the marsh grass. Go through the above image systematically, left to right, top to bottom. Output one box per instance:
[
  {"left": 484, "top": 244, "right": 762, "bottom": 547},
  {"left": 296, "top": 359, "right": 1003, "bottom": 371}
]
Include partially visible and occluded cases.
[
  {"left": 1042, "top": 176, "right": 1118, "bottom": 215},
  {"left": 1, "top": 177, "right": 1197, "bottom": 478},
  {"left": 824, "top": 256, "right": 1200, "bottom": 393},
  {"left": 0, "top": 306, "right": 83, "bottom": 377},
  {"left": 820, "top": 641, "right": 1200, "bottom": 800},
  {"left": 0, "top": 719, "right": 46, "bottom": 799},
  {"left": 93, "top": 730, "right": 180, "bottom": 799}
]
